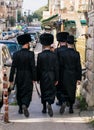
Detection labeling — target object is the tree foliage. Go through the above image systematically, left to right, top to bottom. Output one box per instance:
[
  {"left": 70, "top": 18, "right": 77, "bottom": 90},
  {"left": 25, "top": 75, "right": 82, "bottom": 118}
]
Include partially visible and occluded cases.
[
  {"left": 17, "top": 5, "right": 48, "bottom": 24},
  {"left": 32, "top": 5, "right": 48, "bottom": 21},
  {"left": 16, "top": 10, "right": 24, "bottom": 23},
  {"left": 9, "top": 16, "right": 16, "bottom": 26}
]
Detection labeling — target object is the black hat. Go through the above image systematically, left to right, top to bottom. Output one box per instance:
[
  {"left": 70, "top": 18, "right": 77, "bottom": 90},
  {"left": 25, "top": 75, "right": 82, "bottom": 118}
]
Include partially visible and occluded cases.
[
  {"left": 56, "top": 32, "right": 69, "bottom": 42},
  {"left": 17, "top": 33, "right": 31, "bottom": 45},
  {"left": 39, "top": 33, "right": 54, "bottom": 46},
  {"left": 67, "top": 35, "right": 77, "bottom": 44}
]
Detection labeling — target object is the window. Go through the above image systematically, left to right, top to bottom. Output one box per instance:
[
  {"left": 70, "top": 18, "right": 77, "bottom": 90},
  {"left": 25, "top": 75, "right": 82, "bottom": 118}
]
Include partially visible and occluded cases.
[{"left": 1, "top": 2, "right": 4, "bottom": 6}]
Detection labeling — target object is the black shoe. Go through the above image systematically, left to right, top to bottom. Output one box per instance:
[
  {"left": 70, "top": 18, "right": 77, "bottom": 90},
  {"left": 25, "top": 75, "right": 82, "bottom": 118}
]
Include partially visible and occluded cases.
[
  {"left": 56, "top": 101, "right": 62, "bottom": 106},
  {"left": 42, "top": 102, "right": 47, "bottom": 113},
  {"left": 66, "top": 102, "right": 70, "bottom": 107},
  {"left": 59, "top": 103, "right": 66, "bottom": 114},
  {"left": 47, "top": 104, "right": 53, "bottom": 117},
  {"left": 22, "top": 105, "right": 29, "bottom": 117},
  {"left": 18, "top": 108, "right": 23, "bottom": 114},
  {"left": 69, "top": 108, "right": 74, "bottom": 114},
  {"left": 42, "top": 109, "right": 47, "bottom": 114}
]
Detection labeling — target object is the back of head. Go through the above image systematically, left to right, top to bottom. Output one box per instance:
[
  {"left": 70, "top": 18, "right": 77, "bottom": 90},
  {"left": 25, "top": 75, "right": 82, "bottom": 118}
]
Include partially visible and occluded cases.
[
  {"left": 56, "top": 32, "right": 69, "bottom": 42},
  {"left": 17, "top": 33, "right": 31, "bottom": 45},
  {"left": 40, "top": 33, "right": 54, "bottom": 46},
  {"left": 67, "top": 35, "right": 77, "bottom": 44}
]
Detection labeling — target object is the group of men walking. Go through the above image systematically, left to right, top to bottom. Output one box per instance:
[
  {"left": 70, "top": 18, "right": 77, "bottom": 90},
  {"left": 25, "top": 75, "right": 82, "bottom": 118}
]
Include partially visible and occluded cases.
[{"left": 8, "top": 31, "right": 82, "bottom": 118}]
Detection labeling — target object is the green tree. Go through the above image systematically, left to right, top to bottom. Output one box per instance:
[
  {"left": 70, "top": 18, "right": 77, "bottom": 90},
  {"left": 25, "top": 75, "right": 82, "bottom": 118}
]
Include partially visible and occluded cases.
[
  {"left": 32, "top": 5, "right": 48, "bottom": 21},
  {"left": 17, "top": 10, "right": 24, "bottom": 23},
  {"left": 27, "top": 15, "right": 33, "bottom": 23},
  {"left": 9, "top": 16, "right": 16, "bottom": 26}
]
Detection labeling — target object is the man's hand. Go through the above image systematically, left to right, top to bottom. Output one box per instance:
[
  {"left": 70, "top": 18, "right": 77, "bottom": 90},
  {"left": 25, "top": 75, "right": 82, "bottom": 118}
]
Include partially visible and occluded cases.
[
  {"left": 77, "top": 80, "right": 81, "bottom": 85},
  {"left": 32, "top": 81, "right": 36, "bottom": 84},
  {"left": 37, "top": 81, "right": 40, "bottom": 84},
  {"left": 8, "top": 82, "right": 13, "bottom": 95},
  {"left": 9, "top": 82, "right": 13, "bottom": 87}
]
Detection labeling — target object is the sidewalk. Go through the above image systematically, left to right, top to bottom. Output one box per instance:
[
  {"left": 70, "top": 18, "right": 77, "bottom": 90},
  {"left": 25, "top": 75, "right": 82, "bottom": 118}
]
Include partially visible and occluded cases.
[
  {"left": 0, "top": 86, "right": 94, "bottom": 130},
  {"left": 80, "top": 110, "right": 94, "bottom": 122}
]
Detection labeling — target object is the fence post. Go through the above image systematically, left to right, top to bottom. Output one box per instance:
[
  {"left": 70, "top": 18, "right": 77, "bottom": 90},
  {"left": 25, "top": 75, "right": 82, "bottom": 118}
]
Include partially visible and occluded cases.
[{"left": 3, "top": 72, "right": 9, "bottom": 123}]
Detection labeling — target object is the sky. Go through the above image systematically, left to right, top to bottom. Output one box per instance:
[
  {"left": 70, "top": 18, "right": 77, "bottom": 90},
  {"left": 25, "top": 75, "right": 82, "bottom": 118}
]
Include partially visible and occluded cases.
[{"left": 22, "top": 0, "right": 48, "bottom": 13}]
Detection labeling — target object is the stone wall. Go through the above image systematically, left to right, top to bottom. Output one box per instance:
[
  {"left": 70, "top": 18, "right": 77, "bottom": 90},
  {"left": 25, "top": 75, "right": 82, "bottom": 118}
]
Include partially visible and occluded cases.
[{"left": 85, "top": 10, "right": 94, "bottom": 107}]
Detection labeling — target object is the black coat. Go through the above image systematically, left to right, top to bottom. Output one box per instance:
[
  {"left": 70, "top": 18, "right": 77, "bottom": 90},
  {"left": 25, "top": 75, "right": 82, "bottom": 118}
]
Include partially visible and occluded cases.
[
  {"left": 55, "top": 46, "right": 67, "bottom": 101},
  {"left": 9, "top": 48, "right": 36, "bottom": 107},
  {"left": 60, "top": 48, "right": 82, "bottom": 104},
  {"left": 37, "top": 50, "right": 59, "bottom": 104}
]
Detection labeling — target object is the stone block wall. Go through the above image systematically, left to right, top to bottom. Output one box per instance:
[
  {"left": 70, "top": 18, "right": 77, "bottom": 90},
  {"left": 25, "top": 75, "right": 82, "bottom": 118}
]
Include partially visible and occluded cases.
[{"left": 85, "top": 10, "right": 94, "bottom": 107}]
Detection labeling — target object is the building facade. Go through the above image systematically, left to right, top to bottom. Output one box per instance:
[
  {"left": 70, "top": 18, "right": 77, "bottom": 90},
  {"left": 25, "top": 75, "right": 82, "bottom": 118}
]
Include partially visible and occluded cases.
[
  {"left": 0, "top": 0, "right": 23, "bottom": 30},
  {"left": 43, "top": 0, "right": 88, "bottom": 35},
  {"left": 74, "top": 0, "right": 88, "bottom": 12}
]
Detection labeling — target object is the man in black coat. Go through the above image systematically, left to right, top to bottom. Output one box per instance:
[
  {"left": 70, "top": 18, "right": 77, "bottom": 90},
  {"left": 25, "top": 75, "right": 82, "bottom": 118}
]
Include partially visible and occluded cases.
[
  {"left": 55, "top": 32, "right": 69, "bottom": 106},
  {"left": 9, "top": 33, "right": 36, "bottom": 117},
  {"left": 37, "top": 33, "right": 59, "bottom": 117},
  {"left": 60, "top": 35, "right": 82, "bottom": 114}
]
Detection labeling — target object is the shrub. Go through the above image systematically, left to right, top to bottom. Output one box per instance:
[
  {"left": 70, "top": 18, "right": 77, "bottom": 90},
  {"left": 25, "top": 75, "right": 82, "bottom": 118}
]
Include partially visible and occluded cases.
[{"left": 76, "top": 95, "right": 88, "bottom": 111}]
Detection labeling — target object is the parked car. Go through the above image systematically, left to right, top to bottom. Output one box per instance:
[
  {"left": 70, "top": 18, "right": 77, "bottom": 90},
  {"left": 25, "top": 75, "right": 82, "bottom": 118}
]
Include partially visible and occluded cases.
[
  {"left": 12, "top": 29, "right": 19, "bottom": 36},
  {"left": 7, "top": 31, "right": 15, "bottom": 39},
  {"left": 1, "top": 32, "right": 8, "bottom": 40},
  {"left": 0, "top": 40, "right": 22, "bottom": 58},
  {"left": 0, "top": 44, "right": 12, "bottom": 106}
]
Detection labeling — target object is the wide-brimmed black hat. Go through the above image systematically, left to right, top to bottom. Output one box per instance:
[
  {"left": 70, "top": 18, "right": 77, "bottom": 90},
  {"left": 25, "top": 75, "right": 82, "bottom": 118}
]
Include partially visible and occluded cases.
[
  {"left": 56, "top": 32, "right": 69, "bottom": 42},
  {"left": 17, "top": 33, "right": 31, "bottom": 45},
  {"left": 39, "top": 33, "right": 54, "bottom": 46},
  {"left": 67, "top": 35, "right": 77, "bottom": 44}
]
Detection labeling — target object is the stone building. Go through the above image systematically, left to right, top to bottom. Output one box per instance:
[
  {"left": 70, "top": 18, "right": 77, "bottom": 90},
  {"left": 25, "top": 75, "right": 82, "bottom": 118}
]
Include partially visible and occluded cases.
[
  {"left": 0, "top": 0, "right": 23, "bottom": 30},
  {"left": 42, "top": 0, "right": 88, "bottom": 35},
  {"left": 74, "top": 0, "right": 88, "bottom": 11},
  {"left": 84, "top": 0, "right": 94, "bottom": 107}
]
